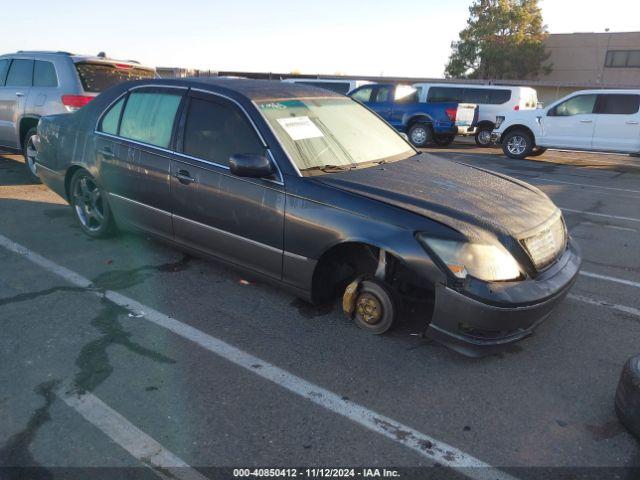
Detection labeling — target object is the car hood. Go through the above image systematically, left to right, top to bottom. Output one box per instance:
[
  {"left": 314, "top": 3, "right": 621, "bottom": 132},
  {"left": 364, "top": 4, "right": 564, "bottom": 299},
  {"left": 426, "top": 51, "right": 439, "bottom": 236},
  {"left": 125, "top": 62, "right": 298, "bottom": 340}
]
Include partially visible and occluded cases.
[{"left": 311, "top": 153, "right": 559, "bottom": 241}]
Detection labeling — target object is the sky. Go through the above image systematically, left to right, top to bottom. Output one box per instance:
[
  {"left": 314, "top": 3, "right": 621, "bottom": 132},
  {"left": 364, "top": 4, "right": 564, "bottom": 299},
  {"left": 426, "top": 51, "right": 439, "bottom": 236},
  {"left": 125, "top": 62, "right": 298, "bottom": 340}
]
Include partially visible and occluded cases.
[{"left": 3, "top": 0, "right": 640, "bottom": 78}]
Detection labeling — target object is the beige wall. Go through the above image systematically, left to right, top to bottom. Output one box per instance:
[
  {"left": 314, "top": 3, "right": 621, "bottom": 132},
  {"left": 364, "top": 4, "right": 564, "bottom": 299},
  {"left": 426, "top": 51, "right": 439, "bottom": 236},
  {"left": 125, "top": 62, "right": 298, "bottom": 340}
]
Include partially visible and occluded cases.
[{"left": 541, "top": 32, "right": 640, "bottom": 87}]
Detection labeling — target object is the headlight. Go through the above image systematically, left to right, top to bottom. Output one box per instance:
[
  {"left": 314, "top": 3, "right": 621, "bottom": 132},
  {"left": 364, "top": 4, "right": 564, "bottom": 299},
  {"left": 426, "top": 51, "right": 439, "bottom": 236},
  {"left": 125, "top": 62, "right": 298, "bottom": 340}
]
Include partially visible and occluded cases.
[
  {"left": 495, "top": 116, "right": 505, "bottom": 129},
  {"left": 418, "top": 235, "right": 521, "bottom": 282}
]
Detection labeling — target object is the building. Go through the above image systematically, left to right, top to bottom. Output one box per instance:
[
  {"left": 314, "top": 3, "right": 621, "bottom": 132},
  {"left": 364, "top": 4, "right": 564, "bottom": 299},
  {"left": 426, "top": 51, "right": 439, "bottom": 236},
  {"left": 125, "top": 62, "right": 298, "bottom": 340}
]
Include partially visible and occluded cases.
[{"left": 533, "top": 31, "right": 640, "bottom": 104}]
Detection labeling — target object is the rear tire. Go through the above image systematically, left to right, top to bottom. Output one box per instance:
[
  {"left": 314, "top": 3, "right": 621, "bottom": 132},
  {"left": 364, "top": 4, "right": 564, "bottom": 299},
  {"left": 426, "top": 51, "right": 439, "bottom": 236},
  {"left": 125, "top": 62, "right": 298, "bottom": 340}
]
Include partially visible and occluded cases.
[
  {"left": 407, "top": 123, "right": 433, "bottom": 148},
  {"left": 23, "top": 127, "right": 42, "bottom": 184},
  {"left": 475, "top": 127, "right": 493, "bottom": 147},
  {"left": 502, "top": 129, "right": 534, "bottom": 159},
  {"left": 433, "top": 135, "right": 456, "bottom": 147},
  {"left": 69, "top": 169, "right": 117, "bottom": 238},
  {"left": 352, "top": 279, "right": 397, "bottom": 335},
  {"left": 615, "top": 354, "right": 640, "bottom": 440}
]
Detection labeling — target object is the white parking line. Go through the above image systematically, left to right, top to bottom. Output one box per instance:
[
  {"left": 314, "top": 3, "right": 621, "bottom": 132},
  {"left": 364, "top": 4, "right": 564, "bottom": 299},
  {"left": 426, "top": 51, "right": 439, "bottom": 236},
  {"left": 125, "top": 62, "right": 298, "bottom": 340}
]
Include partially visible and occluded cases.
[
  {"left": 532, "top": 177, "right": 640, "bottom": 194},
  {"left": 562, "top": 208, "right": 640, "bottom": 223},
  {"left": 0, "top": 233, "right": 517, "bottom": 480},
  {"left": 580, "top": 270, "right": 640, "bottom": 289},
  {"left": 568, "top": 294, "right": 640, "bottom": 319},
  {"left": 58, "top": 386, "right": 208, "bottom": 480}
]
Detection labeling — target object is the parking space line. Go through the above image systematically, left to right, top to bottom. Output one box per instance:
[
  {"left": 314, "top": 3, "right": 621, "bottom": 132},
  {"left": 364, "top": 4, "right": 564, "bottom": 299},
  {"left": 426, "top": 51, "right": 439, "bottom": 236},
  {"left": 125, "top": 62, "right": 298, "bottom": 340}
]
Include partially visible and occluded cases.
[
  {"left": 530, "top": 178, "right": 640, "bottom": 194},
  {"left": 562, "top": 208, "right": 640, "bottom": 223},
  {"left": 0, "top": 233, "right": 518, "bottom": 480},
  {"left": 580, "top": 271, "right": 640, "bottom": 289},
  {"left": 568, "top": 294, "right": 640, "bottom": 319},
  {"left": 58, "top": 385, "right": 208, "bottom": 480}
]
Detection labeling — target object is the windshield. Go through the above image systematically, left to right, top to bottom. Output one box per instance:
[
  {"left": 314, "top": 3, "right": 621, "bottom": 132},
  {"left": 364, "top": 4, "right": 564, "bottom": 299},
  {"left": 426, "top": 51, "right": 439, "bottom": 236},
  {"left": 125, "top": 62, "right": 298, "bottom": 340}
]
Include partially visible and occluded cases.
[
  {"left": 75, "top": 62, "right": 156, "bottom": 93},
  {"left": 257, "top": 97, "right": 415, "bottom": 174}
]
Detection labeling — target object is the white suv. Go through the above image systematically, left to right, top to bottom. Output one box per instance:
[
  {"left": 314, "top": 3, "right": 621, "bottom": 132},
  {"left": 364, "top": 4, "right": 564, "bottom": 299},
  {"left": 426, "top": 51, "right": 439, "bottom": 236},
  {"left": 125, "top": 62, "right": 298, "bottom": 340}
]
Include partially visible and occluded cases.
[
  {"left": 413, "top": 83, "right": 538, "bottom": 146},
  {"left": 493, "top": 90, "right": 640, "bottom": 159}
]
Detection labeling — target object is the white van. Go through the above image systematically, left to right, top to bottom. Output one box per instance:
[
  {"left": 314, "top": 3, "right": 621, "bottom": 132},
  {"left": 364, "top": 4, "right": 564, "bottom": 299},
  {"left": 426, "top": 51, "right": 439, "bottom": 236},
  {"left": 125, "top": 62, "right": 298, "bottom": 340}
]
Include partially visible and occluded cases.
[
  {"left": 282, "top": 78, "right": 371, "bottom": 95},
  {"left": 412, "top": 83, "right": 538, "bottom": 146}
]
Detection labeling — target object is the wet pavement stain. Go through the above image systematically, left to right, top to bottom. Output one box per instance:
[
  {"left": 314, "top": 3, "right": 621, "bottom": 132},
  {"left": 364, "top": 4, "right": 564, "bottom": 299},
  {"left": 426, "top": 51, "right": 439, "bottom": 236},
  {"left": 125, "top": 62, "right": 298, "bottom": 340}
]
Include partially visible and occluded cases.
[
  {"left": 91, "top": 255, "right": 192, "bottom": 291},
  {"left": 0, "top": 286, "right": 85, "bottom": 307},
  {"left": 289, "top": 298, "right": 334, "bottom": 319},
  {"left": 73, "top": 299, "right": 176, "bottom": 394},
  {"left": 0, "top": 380, "right": 59, "bottom": 480}
]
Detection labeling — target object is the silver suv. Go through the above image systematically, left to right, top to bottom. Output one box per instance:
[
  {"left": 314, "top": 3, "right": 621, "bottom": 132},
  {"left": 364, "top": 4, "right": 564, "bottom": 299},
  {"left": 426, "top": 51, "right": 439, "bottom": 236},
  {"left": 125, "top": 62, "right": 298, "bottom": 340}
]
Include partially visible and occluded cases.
[{"left": 0, "top": 51, "right": 157, "bottom": 182}]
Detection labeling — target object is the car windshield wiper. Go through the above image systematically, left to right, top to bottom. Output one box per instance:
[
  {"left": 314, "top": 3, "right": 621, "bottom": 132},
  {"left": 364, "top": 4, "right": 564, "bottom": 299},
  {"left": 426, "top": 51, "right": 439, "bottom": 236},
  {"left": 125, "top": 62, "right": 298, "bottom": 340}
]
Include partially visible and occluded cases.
[{"left": 300, "top": 164, "right": 357, "bottom": 173}]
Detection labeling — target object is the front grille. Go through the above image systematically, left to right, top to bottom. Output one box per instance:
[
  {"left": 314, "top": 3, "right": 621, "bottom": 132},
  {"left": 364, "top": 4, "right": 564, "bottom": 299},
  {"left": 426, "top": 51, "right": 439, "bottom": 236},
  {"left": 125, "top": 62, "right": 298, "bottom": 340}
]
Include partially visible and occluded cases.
[{"left": 521, "top": 216, "right": 567, "bottom": 270}]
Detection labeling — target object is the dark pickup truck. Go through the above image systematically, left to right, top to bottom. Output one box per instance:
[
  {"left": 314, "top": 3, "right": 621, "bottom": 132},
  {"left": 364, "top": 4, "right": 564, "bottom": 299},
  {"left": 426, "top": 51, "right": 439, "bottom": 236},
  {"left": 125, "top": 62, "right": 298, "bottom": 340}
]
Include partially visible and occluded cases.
[{"left": 349, "top": 83, "right": 478, "bottom": 147}]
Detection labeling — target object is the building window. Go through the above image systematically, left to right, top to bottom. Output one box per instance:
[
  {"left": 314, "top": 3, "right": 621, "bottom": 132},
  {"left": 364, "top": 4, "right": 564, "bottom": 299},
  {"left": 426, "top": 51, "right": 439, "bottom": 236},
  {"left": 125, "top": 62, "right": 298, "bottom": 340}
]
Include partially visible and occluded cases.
[{"left": 605, "top": 50, "right": 640, "bottom": 68}]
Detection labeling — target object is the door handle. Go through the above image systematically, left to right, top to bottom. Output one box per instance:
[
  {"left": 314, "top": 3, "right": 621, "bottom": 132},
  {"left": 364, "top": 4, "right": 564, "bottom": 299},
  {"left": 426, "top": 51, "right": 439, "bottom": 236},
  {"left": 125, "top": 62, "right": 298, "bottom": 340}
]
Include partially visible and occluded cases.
[
  {"left": 15, "top": 92, "right": 24, "bottom": 97},
  {"left": 579, "top": 120, "right": 593, "bottom": 123},
  {"left": 626, "top": 121, "right": 639, "bottom": 125},
  {"left": 98, "top": 147, "right": 115, "bottom": 159},
  {"left": 174, "top": 170, "right": 196, "bottom": 185}
]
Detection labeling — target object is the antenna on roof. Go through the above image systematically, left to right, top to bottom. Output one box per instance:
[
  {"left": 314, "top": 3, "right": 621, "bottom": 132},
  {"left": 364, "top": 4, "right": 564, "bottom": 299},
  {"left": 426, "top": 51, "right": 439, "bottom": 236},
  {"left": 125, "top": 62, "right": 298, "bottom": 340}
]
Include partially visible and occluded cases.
[{"left": 97, "top": 51, "right": 107, "bottom": 58}]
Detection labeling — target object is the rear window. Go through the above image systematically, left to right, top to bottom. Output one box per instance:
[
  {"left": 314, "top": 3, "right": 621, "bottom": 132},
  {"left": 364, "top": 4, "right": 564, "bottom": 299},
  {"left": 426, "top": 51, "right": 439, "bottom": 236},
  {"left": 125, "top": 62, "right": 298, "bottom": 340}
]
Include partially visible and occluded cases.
[{"left": 75, "top": 63, "right": 155, "bottom": 93}]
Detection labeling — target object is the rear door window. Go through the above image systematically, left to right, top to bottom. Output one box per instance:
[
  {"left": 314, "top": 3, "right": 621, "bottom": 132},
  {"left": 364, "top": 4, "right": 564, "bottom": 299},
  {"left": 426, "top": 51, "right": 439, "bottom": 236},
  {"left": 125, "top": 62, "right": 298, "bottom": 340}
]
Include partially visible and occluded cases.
[
  {"left": 0, "top": 59, "right": 10, "bottom": 86},
  {"left": 5, "top": 59, "right": 34, "bottom": 87},
  {"left": 33, "top": 61, "right": 58, "bottom": 87},
  {"left": 75, "top": 63, "right": 156, "bottom": 93},
  {"left": 374, "top": 86, "right": 392, "bottom": 102},
  {"left": 427, "top": 87, "right": 463, "bottom": 103},
  {"left": 119, "top": 91, "right": 182, "bottom": 148},
  {"left": 595, "top": 94, "right": 640, "bottom": 115},
  {"left": 182, "top": 96, "right": 264, "bottom": 166}
]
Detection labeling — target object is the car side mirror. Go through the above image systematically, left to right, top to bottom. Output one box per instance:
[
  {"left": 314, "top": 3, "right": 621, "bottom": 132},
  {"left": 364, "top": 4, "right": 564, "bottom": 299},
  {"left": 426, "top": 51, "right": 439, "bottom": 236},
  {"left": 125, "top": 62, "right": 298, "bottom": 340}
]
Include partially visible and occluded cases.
[{"left": 229, "top": 154, "right": 275, "bottom": 178}]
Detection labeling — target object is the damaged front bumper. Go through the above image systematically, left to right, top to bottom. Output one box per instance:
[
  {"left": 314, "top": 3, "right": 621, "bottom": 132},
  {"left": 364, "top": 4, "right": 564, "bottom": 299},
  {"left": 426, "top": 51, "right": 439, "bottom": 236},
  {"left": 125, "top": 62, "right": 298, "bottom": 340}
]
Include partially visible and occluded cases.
[{"left": 425, "top": 239, "right": 581, "bottom": 357}]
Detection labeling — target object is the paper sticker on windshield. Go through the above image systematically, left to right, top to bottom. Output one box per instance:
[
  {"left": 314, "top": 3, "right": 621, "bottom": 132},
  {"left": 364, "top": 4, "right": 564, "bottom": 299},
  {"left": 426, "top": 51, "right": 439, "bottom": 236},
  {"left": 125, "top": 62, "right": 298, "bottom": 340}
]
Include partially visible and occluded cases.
[{"left": 276, "top": 116, "right": 324, "bottom": 141}]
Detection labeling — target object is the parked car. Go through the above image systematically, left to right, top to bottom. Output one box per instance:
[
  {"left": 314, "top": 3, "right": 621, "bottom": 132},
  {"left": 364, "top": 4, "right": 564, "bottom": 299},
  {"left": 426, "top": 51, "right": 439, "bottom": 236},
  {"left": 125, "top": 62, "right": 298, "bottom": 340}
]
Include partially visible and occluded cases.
[
  {"left": 0, "top": 50, "right": 156, "bottom": 182},
  {"left": 282, "top": 78, "right": 371, "bottom": 95},
  {"left": 35, "top": 79, "right": 581, "bottom": 357},
  {"left": 348, "top": 83, "right": 478, "bottom": 148},
  {"left": 413, "top": 83, "right": 539, "bottom": 146},
  {"left": 492, "top": 89, "right": 640, "bottom": 159}
]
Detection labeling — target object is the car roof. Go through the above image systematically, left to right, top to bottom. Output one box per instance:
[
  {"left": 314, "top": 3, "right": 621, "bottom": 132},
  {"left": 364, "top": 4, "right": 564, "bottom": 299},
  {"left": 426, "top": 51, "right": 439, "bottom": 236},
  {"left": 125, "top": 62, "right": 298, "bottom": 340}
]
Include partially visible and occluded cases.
[
  {"left": 1, "top": 51, "right": 153, "bottom": 69},
  {"left": 124, "top": 78, "right": 345, "bottom": 102},
  {"left": 412, "top": 82, "right": 526, "bottom": 91},
  {"left": 567, "top": 89, "right": 640, "bottom": 95}
]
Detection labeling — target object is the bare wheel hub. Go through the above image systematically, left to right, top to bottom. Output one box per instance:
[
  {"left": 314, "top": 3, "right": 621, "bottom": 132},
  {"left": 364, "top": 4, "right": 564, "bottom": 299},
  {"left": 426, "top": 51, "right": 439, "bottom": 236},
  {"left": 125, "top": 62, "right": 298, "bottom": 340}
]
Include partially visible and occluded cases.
[{"left": 355, "top": 293, "right": 383, "bottom": 325}]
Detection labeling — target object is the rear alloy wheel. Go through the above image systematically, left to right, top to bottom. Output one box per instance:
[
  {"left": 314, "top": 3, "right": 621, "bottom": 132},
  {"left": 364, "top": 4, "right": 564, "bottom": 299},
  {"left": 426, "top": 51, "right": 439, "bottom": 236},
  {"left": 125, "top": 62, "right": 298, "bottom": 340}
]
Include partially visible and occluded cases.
[
  {"left": 407, "top": 123, "right": 433, "bottom": 148},
  {"left": 23, "top": 127, "right": 42, "bottom": 184},
  {"left": 475, "top": 127, "right": 493, "bottom": 147},
  {"left": 502, "top": 130, "right": 534, "bottom": 159},
  {"left": 433, "top": 135, "right": 456, "bottom": 147},
  {"left": 70, "top": 170, "right": 116, "bottom": 238},
  {"left": 352, "top": 280, "right": 397, "bottom": 335},
  {"left": 615, "top": 354, "right": 640, "bottom": 440}
]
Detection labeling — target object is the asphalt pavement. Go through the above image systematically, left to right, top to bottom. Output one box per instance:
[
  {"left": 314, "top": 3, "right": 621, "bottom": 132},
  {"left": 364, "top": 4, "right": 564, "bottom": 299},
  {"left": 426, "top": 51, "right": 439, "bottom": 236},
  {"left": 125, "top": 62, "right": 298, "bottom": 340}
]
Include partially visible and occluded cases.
[{"left": 1, "top": 145, "right": 638, "bottom": 480}]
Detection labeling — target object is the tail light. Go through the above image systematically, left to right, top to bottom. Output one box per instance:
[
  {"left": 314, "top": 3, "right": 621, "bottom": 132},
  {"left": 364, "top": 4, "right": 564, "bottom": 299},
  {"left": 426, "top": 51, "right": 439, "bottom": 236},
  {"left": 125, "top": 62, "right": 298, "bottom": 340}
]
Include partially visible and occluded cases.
[
  {"left": 61, "top": 95, "right": 94, "bottom": 112},
  {"left": 514, "top": 105, "right": 520, "bottom": 111},
  {"left": 445, "top": 107, "right": 457, "bottom": 122}
]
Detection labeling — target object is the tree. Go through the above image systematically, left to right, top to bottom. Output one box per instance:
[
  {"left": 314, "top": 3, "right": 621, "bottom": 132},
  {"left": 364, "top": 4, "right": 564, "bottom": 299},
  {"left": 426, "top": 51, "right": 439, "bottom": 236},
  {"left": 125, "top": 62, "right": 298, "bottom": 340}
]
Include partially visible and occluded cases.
[{"left": 446, "top": 0, "right": 552, "bottom": 80}]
